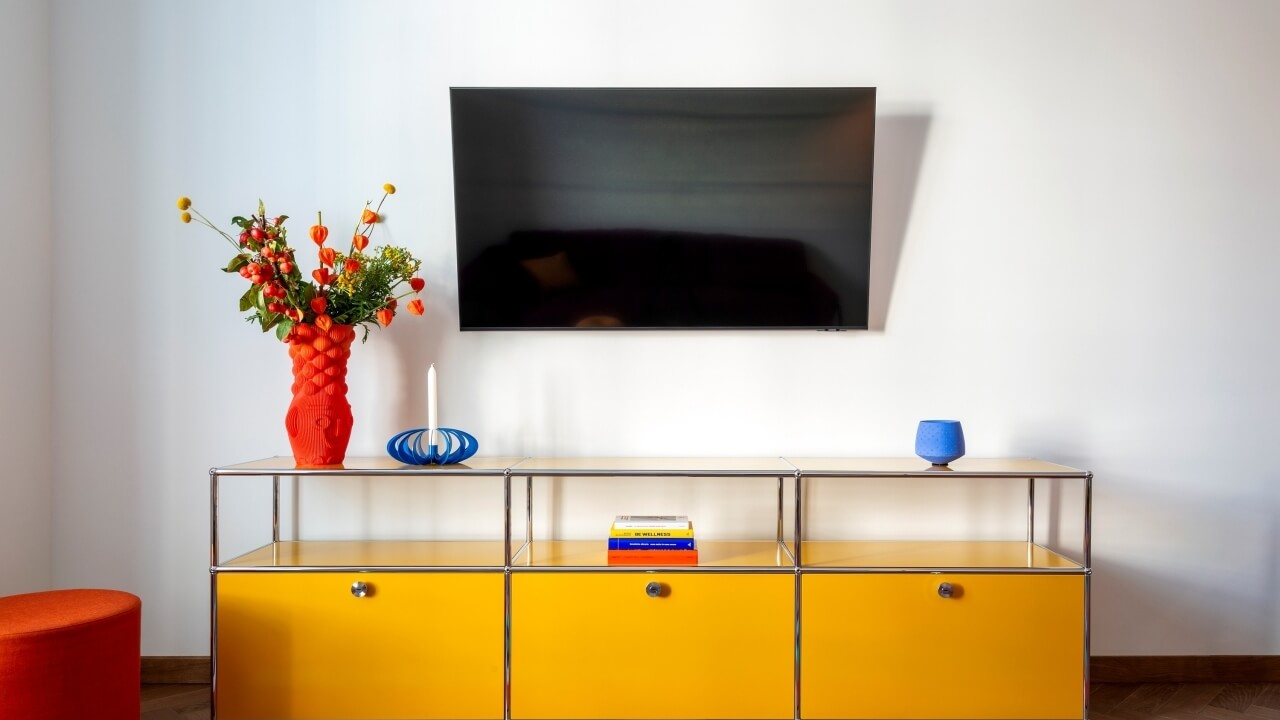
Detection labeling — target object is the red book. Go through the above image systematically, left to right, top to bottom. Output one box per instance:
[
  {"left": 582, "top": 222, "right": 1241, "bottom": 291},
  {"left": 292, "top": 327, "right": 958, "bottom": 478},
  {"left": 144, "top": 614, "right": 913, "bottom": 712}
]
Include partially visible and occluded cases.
[{"left": 607, "top": 549, "right": 699, "bottom": 566}]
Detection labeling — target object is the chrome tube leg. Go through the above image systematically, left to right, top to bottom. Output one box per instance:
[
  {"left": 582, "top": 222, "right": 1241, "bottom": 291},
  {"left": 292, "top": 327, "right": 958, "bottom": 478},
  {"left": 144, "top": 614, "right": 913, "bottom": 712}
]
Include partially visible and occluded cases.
[
  {"left": 209, "top": 468, "right": 220, "bottom": 719},
  {"left": 210, "top": 469, "right": 219, "bottom": 568},
  {"left": 503, "top": 469, "right": 513, "bottom": 720},
  {"left": 793, "top": 469, "right": 803, "bottom": 720},
  {"left": 503, "top": 470, "right": 512, "bottom": 567},
  {"left": 793, "top": 470, "right": 802, "bottom": 566},
  {"left": 1083, "top": 471, "right": 1093, "bottom": 718},
  {"left": 1084, "top": 472, "right": 1092, "bottom": 570},
  {"left": 272, "top": 474, "right": 280, "bottom": 543},
  {"left": 526, "top": 475, "right": 533, "bottom": 547},
  {"left": 777, "top": 476, "right": 784, "bottom": 545},
  {"left": 1027, "top": 477, "right": 1035, "bottom": 545},
  {"left": 504, "top": 567, "right": 512, "bottom": 720},
  {"left": 794, "top": 569, "right": 802, "bottom": 720},
  {"left": 1084, "top": 570, "right": 1092, "bottom": 719},
  {"left": 211, "top": 571, "right": 218, "bottom": 719}
]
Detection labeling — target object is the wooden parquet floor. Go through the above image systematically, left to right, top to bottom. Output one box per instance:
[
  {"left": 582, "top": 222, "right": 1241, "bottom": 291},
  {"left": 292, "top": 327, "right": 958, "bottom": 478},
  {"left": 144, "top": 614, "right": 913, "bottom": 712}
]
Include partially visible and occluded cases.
[
  {"left": 140, "top": 682, "right": 1280, "bottom": 719},
  {"left": 1092, "top": 683, "right": 1280, "bottom": 720},
  {"left": 141, "top": 684, "right": 210, "bottom": 720}
]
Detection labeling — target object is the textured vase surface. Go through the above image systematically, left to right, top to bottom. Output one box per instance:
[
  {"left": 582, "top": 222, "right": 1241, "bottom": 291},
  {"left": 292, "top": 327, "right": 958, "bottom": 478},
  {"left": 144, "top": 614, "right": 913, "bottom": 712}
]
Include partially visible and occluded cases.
[
  {"left": 286, "top": 323, "right": 356, "bottom": 467},
  {"left": 915, "top": 419, "right": 965, "bottom": 466}
]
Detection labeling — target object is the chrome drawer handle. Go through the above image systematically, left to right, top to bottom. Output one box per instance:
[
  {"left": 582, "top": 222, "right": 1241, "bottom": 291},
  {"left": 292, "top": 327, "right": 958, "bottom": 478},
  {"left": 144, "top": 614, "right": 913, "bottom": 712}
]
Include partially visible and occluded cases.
[
  {"left": 351, "top": 581, "right": 371, "bottom": 598},
  {"left": 645, "top": 581, "right": 665, "bottom": 598},
  {"left": 937, "top": 582, "right": 955, "bottom": 599}
]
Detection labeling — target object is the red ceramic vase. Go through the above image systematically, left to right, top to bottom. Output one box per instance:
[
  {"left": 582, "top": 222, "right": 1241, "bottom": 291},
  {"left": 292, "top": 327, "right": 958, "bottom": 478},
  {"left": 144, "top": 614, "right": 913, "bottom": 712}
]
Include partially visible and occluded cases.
[{"left": 285, "top": 323, "right": 356, "bottom": 467}]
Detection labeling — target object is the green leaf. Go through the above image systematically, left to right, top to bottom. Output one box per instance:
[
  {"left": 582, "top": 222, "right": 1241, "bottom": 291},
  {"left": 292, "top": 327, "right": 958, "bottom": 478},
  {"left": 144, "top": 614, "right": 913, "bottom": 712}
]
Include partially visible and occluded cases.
[
  {"left": 276, "top": 215, "right": 289, "bottom": 224},
  {"left": 231, "top": 216, "right": 249, "bottom": 228},
  {"left": 223, "top": 255, "right": 249, "bottom": 273},
  {"left": 238, "top": 285, "right": 256, "bottom": 312},
  {"left": 253, "top": 286, "right": 267, "bottom": 314},
  {"left": 275, "top": 318, "right": 294, "bottom": 341}
]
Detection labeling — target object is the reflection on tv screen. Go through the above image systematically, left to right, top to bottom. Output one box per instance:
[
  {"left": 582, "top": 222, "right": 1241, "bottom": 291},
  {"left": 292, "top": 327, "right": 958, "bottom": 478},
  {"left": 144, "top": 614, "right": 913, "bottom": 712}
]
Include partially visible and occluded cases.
[{"left": 450, "top": 87, "right": 876, "bottom": 330}]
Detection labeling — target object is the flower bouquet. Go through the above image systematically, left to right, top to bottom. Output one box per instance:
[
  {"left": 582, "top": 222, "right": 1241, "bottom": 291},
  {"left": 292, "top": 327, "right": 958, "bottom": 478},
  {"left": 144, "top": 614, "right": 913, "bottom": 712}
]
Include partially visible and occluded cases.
[{"left": 176, "top": 184, "right": 424, "bottom": 466}]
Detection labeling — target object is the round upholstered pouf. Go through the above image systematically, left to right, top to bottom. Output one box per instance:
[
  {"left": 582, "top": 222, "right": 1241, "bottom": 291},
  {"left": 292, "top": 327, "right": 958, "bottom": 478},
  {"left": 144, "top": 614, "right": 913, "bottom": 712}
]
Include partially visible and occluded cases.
[{"left": 0, "top": 589, "right": 141, "bottom": 719}]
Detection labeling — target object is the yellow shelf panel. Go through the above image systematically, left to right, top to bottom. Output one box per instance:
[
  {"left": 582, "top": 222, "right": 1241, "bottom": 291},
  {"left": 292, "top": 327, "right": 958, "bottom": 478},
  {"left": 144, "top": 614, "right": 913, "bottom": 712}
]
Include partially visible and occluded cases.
[
  {"left": 513, "top": 539, "right": 794, "bottom": 568},
  {"left": 221, "top": 540, "right": 506, "bottom": 568},
  {"left": 801, "top": 540, "right": 1082, "bottom": 569}
]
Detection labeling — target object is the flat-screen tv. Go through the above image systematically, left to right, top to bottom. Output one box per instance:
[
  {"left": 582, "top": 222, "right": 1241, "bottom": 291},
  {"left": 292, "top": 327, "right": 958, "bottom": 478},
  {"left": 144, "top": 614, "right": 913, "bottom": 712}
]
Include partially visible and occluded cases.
[{"left": 449, "top": 87, "right": 876, "bottom": 330}]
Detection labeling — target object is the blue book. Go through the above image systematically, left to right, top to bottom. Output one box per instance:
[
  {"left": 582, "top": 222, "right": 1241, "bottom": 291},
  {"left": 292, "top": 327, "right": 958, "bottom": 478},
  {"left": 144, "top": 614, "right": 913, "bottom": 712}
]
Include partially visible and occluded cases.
[{"left": 607, "top": 537, "right": 697, "bottom": 550}]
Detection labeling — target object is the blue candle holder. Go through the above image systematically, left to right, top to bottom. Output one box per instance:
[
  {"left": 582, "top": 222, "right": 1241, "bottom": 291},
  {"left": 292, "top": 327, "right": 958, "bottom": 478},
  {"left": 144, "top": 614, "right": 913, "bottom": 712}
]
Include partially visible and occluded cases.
[
  {"left": 915, "top": 419, "right": 965, "bottom": 466},
  {"left": 387, "top": 427, "right": 479, "bottom": 465}
]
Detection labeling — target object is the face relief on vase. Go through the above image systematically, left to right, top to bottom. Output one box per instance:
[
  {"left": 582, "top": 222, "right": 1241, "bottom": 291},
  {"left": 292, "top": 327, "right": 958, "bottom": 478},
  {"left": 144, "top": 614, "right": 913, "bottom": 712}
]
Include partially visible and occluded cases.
[{"left": 427, "top": 363, "right": 438, "bottom": 447}]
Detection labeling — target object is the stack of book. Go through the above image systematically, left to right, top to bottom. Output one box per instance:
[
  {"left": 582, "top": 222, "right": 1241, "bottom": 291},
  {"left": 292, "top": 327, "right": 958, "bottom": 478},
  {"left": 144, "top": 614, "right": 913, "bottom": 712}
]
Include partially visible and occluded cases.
[{"left": 607, "top": 515, "right": 698, "bottom": 565}]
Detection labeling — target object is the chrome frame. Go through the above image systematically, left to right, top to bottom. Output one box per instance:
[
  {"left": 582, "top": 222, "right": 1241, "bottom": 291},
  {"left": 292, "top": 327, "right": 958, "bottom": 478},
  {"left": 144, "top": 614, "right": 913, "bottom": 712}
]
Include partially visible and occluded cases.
[
  {"left": 208, "top": 456, "right": 1092, "bottom": 720},
  {"left": 502, "top": 467, "right": 512, "bottom": 720},
  {"left": 272, "top": 475, "right": 280, "bottom": 543}
]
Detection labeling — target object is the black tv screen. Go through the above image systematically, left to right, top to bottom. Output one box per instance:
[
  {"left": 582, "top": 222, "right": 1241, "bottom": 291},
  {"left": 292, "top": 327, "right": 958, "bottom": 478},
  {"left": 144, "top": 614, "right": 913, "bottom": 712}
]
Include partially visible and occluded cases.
[{"left": 449, "top": 87, "right": 876, "bottom": 330}]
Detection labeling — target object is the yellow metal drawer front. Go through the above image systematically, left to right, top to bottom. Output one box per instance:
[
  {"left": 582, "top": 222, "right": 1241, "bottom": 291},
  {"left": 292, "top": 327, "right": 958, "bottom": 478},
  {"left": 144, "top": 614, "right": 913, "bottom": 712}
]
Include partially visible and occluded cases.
[
  {"left": 216, "top": 572, "right": 504, "bottom": 720},
  {"left": 511, "top": 572, "right": 794, "bottom": 720},
  {"left": 801, "top": 573, "right": 1085, "bottom": 720}
]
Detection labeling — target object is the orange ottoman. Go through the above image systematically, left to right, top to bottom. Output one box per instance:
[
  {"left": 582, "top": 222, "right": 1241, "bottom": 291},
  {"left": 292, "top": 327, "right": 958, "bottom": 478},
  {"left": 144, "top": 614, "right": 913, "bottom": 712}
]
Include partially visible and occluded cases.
[{"left": 0, "top": 589, "right": 141, "bottom": 719}]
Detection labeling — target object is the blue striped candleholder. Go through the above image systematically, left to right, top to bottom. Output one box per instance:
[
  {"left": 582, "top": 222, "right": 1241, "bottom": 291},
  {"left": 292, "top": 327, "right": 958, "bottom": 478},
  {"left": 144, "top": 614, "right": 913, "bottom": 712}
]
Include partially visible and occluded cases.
[
  {"left": 915, "top": 420, "right": 965, "bottom": 466},
  {"left": 387, "top": 427, "right": 479, "bottom": 465}
]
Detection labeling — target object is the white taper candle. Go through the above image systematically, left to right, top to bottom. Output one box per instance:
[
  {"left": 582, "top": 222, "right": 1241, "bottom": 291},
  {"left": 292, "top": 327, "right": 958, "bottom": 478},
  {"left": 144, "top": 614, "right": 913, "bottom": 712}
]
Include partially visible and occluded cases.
[{"left": 427, "top": 363, "right": 438, "bottom": 446}]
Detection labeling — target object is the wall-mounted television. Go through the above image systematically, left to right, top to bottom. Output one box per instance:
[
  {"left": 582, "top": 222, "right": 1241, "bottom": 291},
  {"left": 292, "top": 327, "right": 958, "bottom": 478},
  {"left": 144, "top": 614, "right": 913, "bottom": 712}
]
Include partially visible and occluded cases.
[{"left": 449, "top": 87, "right": 876, "bottom": 330}]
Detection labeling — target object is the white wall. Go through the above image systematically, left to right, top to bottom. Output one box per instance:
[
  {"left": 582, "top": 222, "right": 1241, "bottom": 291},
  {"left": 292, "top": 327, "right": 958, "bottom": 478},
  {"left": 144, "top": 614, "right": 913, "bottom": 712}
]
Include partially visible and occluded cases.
[
  {"left": 0, "top": 0, "right": 53, "bottom": 596},
  {"left": 49, "top": 0, "right": 1280, "bottom": 655}
]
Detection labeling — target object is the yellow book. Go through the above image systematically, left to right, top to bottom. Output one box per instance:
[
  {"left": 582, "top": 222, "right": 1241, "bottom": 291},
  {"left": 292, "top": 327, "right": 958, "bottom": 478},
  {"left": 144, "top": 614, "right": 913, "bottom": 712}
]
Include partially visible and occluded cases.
[{"left": 609, "top": 523, "right": 695, "bottom": 538}]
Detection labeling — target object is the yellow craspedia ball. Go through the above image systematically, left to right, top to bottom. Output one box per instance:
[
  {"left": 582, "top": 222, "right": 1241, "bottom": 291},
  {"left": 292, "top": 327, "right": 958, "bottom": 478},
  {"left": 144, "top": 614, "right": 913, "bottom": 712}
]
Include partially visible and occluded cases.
[
  {"left": 382, "top": 183, "right": 396, "bottom": 195},
  {"left": 176, "top": 196, "right": 192, "bottom": 210},
  {"left": 180, "top": 211, "right": 192, "bottom": 223}
]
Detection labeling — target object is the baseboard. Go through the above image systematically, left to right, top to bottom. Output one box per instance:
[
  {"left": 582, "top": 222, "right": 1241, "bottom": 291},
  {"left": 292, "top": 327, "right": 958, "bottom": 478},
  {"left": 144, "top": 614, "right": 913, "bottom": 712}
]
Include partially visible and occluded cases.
[
  {"left": 141, "top": 655, "right": 1280, "bottom": 685},
  {"left": 1090, "top": 655, "right": 1280, "bottom": 683},
  {"left": 142, "top": 656, "right": 211, "bottom": 684}
]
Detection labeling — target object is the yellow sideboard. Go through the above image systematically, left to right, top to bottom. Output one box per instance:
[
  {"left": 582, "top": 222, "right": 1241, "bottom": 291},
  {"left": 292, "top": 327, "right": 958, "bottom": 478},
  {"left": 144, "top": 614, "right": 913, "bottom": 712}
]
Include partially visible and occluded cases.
[{"left": 209, "top": 456, "right": 1091, "bottom": 720}]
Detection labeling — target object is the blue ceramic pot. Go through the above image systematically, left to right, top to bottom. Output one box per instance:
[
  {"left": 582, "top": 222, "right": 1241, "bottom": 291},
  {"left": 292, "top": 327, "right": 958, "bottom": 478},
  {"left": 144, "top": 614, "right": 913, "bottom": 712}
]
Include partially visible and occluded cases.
[{"left": 915, "top": 420, "right": 965, "bottom": 465}]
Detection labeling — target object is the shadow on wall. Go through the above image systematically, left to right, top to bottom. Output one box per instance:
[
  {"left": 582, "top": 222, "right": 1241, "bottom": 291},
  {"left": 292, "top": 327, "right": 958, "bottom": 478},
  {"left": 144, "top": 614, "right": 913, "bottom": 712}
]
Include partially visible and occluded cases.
[
  {"left": 869, "top": 113, "right": 932, "bottom": 331},
  {"left": 381, "top": 297, "right": 450, "bottom": 435}
]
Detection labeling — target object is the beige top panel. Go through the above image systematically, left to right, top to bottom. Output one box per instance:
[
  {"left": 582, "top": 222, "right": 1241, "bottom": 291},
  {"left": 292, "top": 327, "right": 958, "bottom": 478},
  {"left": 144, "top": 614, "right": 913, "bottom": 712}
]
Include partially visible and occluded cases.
[
  {"left": 214, "top": 456, "right": 528, "bottom": 475},
  {"left": 214, "top": 456, "right": 1085, "bottom": 477},
  {"left": 511, "top": 457, "right": 795, "bottom": 475},
  {"left": 785, "top": 457, "right": 1087, "bottom": 477}
]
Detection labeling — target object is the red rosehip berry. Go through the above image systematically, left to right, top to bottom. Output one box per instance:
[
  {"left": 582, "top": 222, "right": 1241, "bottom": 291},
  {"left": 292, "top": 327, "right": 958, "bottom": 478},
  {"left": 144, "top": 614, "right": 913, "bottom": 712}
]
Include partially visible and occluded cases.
[
  {"left": 249, "top": 227, "right": 266, "bottom": 241},
  {"left": 278, "top": 261, "right": 292, "bottom": 274}
]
